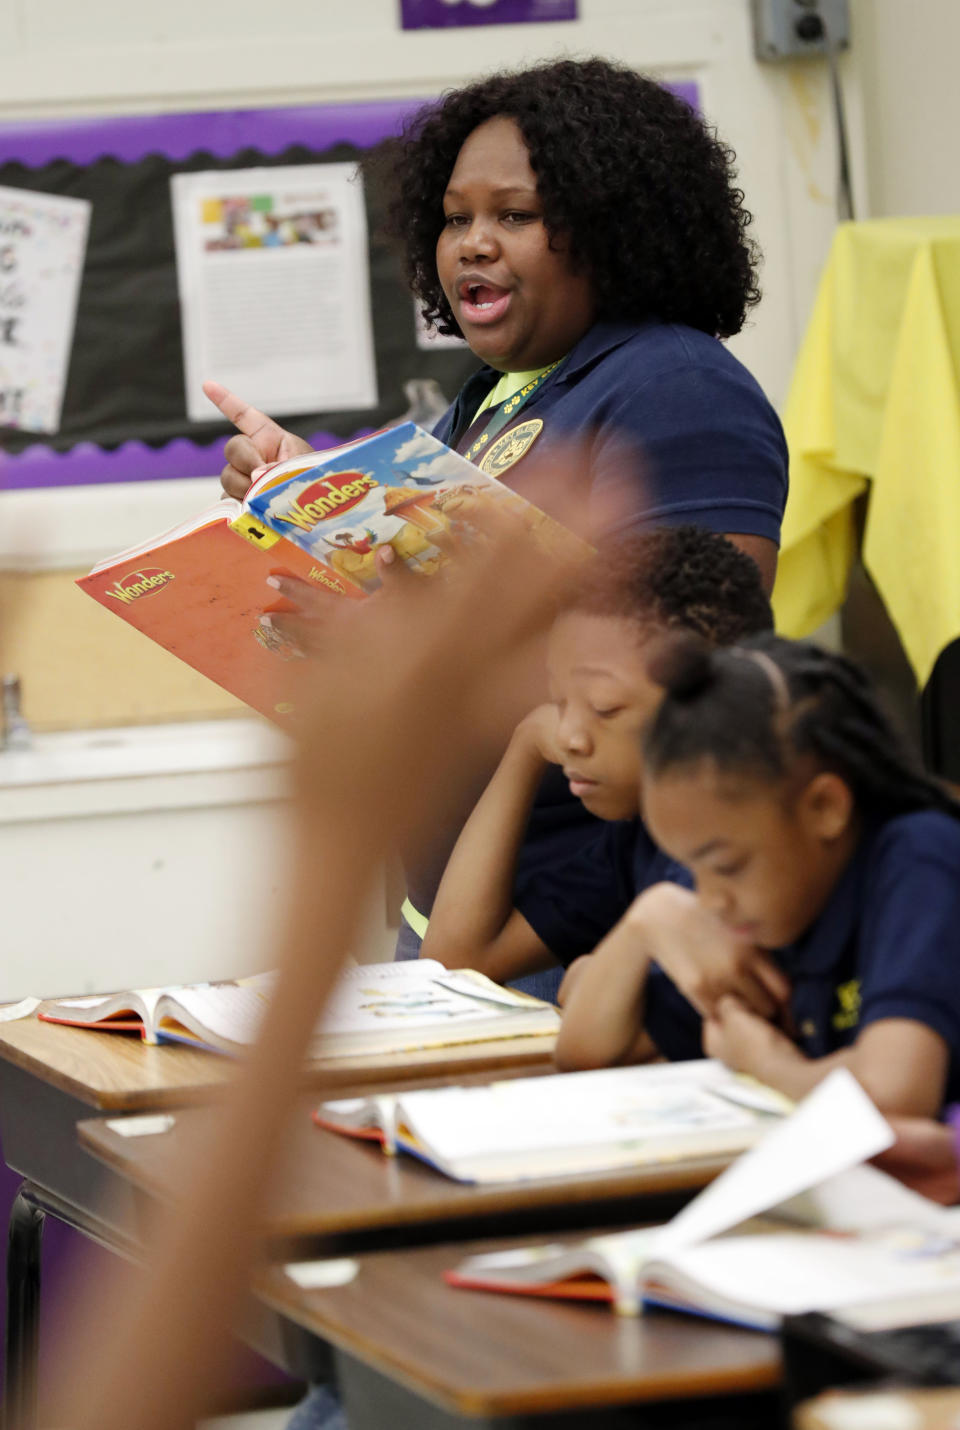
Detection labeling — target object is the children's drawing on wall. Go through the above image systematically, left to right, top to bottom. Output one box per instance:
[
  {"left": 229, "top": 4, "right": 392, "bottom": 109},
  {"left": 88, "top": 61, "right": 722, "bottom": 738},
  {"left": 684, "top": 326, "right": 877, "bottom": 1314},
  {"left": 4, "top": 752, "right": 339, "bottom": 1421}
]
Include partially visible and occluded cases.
[
  {"left": 171, "top": 164, "right": 378, "bottom": 424},
  {"left": 0, "top": 186, "right": 90, "bottom": 434}
]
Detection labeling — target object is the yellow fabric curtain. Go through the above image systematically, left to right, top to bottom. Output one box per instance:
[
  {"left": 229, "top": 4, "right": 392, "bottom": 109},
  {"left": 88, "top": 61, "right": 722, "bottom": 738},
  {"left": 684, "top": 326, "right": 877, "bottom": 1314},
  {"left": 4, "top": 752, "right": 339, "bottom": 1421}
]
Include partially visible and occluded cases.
[{"left": 772, "top": 217, "right": 960, "bottom": 687}]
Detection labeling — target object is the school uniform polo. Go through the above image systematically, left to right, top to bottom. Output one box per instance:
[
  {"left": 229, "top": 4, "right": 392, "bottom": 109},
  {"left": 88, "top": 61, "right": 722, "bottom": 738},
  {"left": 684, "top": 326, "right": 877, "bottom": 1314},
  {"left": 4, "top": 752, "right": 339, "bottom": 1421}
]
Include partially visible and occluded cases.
[
  {"left": 433, "top": 317, "right": 789, "bottom": 544},
  {"left": 399, "top": 319, "right": 790, "bottom": 943},
  {"left": 774, "top": 809, "right": 960, "bottom": 1103},
  {"left": 513, "top": 810, "right": 705, "bottom": 1059},
  {"left": 513, "top": 811, "right": 675, "bottom": 964}
]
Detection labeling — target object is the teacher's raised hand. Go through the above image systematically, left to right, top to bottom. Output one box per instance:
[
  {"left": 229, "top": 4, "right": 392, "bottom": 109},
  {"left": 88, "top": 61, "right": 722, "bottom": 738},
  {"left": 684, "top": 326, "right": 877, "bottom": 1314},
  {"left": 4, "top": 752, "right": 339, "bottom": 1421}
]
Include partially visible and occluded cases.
[{"left": 203, "top": 380, "right": 314, "bottom": 500}]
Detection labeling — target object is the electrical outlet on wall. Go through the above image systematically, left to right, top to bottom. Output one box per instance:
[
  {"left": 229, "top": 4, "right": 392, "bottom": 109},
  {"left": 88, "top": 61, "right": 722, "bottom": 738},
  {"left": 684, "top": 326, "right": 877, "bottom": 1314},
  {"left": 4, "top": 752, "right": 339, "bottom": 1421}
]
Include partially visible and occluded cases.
[{"left": 751, "top": 0, "right": 850, "bottom": 61}]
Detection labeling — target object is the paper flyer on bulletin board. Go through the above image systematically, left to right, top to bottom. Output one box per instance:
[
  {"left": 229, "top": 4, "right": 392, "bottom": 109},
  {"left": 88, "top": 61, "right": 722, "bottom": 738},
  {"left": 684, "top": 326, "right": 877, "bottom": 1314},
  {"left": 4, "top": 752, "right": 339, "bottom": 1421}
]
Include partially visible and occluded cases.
[
  {"left": 171, "top": 163, "right": 378, "bottom": 424},
  {"left": 0, "top": 185, "right": 90, "bottom": 434}
]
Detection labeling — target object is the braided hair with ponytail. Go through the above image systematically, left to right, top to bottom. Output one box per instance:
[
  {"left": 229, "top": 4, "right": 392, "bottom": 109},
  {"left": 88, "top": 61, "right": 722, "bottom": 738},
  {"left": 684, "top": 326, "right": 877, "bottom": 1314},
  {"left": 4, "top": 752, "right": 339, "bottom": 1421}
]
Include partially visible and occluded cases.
[{"left": 644, "top": 633, "right": 960, "bottom": 822}]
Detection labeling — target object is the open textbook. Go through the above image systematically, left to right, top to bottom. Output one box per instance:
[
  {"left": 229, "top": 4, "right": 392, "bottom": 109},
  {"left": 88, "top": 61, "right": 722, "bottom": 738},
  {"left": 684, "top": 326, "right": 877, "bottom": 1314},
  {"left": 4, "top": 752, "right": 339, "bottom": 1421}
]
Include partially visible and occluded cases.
[
  {"left": 76, "top": 423, "right": 588, "bottom": 725},
  {"left": 38, "top": 959, "right": 559, "bottom": 1058},
  {"left": 313, "top": 1059, "right": 792, "bottom": 1183},
  {"left": 445, "top": 1071, "right": 960, "bottom": 1329}
]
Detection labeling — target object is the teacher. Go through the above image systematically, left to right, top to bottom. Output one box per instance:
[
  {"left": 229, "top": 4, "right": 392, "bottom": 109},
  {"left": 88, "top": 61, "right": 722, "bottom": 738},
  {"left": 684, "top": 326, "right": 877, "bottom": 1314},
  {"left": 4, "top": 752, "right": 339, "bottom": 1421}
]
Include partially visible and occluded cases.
[{"left": 211, "top": 56, "right": 788, "bottom": 957}]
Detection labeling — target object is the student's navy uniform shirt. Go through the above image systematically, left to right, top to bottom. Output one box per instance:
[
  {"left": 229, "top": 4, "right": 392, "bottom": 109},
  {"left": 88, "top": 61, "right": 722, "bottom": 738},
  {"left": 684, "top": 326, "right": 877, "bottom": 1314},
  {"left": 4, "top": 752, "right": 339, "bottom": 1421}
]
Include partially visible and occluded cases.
[
  {"left": 402, "top": 318, "right": 789, "bottom": 933},
  {"left": 543, "top": 808, "right": 960, "bottom": 1095},
  {"left": 773, "top": 809, "right": 960, "bottom": 1104},
  {"left": 513, "top": 811, "right": 705, "bottom": 1059}
]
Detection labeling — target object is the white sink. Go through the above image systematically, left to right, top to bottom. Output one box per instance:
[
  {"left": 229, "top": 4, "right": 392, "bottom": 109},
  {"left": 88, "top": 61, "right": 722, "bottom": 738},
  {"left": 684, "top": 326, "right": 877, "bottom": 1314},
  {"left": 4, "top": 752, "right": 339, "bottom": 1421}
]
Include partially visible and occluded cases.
[{"left": 0, "top": 717, "right": 291, "bottom": 788}]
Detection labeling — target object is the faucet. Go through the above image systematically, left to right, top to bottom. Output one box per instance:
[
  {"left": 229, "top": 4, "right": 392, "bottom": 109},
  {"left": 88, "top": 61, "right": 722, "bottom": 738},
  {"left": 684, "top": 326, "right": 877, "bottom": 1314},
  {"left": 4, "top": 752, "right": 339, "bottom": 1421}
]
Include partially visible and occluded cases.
[{"left": 2, "top": 675, "right": 31, "bottom": 750}]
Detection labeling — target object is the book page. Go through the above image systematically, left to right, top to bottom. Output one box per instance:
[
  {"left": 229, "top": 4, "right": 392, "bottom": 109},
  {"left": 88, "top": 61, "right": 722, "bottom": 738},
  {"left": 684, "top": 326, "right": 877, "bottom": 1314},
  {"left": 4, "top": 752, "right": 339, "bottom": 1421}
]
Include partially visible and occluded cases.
[
  {"left": 171, "top": 164, "right": 377, "bottom": 423},
  {"left": 86, "top": 498, "right": 235, "bottom": 574},
  {"left": 313, "top": 961, "right": 553, "bottom": 1039},
  {"left": 433, "top": 969, "right": 558, "bottom": 1010},
  {"left": 159, "top": 977, "right": 275, "bottom": 1045},
  {"left": 46, "top": 989, "right": 159, "bottom": 1026},
  {"left": 49, "top": 996, "right": 117, "bottom": 1010},
  {"left": 395, "top": 1061, "right": 757, "bottom": 1165},
  {"left": 653, "top": 1069, "right": 895, "bottom": 1256},
  {"left": 779, "top": 1161, "right": 957, "bottom": 1235},
  {"left": 660, "top": 1226, "right": 960, "bottom": 1320}
]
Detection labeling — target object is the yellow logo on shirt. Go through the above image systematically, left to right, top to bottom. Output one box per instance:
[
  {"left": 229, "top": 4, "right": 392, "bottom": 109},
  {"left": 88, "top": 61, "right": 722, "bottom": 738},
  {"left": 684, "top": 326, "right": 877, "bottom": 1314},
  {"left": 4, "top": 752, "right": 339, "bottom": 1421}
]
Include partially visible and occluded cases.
[
  {"left": 478, "top": 418, "right": 544, "bottom": 477},
  {"left": 832, "top": 979, "right": 862, "bottom": 1031}
]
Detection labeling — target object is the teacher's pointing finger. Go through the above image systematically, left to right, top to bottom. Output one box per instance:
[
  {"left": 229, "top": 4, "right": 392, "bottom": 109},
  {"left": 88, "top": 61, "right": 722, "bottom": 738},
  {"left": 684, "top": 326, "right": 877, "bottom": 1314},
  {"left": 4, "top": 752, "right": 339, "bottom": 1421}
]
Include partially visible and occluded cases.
[{"left": 203, "top": 379, "right": 314, "bottom": 499}]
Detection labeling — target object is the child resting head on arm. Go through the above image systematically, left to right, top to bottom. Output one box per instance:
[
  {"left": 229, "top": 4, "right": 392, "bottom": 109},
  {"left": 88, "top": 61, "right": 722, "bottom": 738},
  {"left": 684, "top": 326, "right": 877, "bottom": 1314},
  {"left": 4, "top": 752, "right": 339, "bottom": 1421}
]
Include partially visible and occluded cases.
[
  {"left": 422, "top": 527, "right": 779, "bottom": 1016},
  {"left": 560, "top": 632, "right": 960, "bottom": 1117}
]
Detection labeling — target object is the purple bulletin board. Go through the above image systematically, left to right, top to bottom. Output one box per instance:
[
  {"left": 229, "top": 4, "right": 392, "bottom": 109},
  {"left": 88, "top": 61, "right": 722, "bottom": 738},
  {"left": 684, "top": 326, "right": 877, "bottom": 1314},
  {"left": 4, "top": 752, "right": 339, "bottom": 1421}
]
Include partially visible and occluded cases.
[
  {"left": 400, "top": 0, "right": 577, "bottom": 27},
  {"left": 0, "top": 81, "right": 700, "bottom": 492},
  {"left": 0, "top": 101, "right": 420, "bottom": 493},
  {"left": 0, "top": 102, "right": 417, "bottom": 172}
]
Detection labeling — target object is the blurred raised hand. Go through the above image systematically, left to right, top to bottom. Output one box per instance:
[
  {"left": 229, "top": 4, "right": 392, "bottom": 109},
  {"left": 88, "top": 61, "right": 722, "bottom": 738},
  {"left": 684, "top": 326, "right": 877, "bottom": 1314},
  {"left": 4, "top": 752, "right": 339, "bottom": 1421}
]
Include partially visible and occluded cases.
[{"left": 43, "top": 443, "right": 618, "bottom": 1430}]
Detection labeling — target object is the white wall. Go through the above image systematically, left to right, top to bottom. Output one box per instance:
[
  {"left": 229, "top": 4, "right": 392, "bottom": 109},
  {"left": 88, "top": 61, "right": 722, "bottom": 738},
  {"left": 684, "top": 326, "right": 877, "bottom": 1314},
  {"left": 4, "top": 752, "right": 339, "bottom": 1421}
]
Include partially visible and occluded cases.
[{"left": 853, "top": 0, "right": 960, "bottom": 219}]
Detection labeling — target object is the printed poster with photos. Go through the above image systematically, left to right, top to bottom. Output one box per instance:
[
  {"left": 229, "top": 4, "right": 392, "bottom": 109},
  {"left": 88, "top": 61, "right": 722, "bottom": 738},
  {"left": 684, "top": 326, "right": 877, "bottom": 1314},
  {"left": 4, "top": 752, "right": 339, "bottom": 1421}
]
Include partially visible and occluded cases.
[
  {"left": 171, "top": 163, "right": 378, "bottom": 424},
  {"left": 0, "top": 185, "right": 91, "bottom": 434}
]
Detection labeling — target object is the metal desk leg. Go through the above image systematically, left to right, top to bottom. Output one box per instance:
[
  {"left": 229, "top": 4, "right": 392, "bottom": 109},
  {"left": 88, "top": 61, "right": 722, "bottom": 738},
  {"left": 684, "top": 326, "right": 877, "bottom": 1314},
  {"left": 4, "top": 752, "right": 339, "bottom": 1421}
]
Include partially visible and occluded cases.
[{"left": 5, "top": 1182, "right": 45, "bottom": 1430}]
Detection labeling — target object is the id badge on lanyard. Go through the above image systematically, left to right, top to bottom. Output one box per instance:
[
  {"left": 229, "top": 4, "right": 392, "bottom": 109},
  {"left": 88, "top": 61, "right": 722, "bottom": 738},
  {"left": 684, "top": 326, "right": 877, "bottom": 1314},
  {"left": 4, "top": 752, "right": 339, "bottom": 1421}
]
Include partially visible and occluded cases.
[{"left": 459, "top": 359, "right": 564, "bottom": 472}]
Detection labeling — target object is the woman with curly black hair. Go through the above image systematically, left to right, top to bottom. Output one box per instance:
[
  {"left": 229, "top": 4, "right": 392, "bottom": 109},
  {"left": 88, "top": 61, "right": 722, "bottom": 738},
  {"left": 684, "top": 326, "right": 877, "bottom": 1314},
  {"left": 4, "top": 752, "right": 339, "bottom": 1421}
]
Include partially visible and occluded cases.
[
  {"left": 210, "top": 55, "right": 788, "bottom": 986},
  {"left": 216, "top": 57, "right": 786, "bottom": 592},
  {"left": 386, "top": 58, "right": 759, "bottom": 353}
]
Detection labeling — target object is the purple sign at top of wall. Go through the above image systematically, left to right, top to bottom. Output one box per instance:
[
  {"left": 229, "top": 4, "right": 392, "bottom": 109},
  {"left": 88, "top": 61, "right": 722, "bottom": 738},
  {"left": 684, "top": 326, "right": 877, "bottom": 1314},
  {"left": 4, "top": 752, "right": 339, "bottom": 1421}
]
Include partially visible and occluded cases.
[{"left": 400, "top": 0, "right": 578, "bottom": 29}]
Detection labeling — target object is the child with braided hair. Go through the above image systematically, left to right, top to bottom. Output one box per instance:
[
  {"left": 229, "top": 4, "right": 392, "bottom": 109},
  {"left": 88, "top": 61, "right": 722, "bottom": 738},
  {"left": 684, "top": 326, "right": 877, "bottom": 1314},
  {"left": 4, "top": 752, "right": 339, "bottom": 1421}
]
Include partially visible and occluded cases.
[{"left": 557, "top": 633, "right": 960, "bottom": 1117}]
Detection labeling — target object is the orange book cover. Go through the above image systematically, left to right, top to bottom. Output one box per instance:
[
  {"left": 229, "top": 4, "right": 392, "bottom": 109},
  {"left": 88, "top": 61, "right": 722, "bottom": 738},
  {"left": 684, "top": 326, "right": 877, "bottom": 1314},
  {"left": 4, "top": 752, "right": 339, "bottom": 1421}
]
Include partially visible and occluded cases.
[
  {"left": 78, "top": 423, "right": 589, "bottom": 725},
  {"left": 77, "top": 504, "right": 362, "bottom": 727}
]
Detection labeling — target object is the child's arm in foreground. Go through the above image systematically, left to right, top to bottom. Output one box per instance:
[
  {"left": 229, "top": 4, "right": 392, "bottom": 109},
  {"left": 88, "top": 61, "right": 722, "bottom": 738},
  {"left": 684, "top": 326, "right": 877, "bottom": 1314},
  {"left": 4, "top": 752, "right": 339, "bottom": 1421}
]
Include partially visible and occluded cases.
[
  {"left": 42, "top": 499, "right": 576, "bottom": 1430},
  {"left": 421, "top": 705, "right": 559, "bottom": 983},
  {"left": 555, "top": 882, "right": 789, "bottom": 1070},
  {"left": 704, "top": 999, "right": 949, "bottom": 1117},
  {"left": 873, "top": 1116, "right": 960, "bottom": 1204}
]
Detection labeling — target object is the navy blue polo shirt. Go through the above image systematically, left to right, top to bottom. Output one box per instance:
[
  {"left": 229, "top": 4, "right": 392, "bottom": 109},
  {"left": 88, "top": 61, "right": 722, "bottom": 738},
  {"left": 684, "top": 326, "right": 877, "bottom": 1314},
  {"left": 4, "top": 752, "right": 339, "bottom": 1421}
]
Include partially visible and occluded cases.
[
  {"left": 433, "top": 317, "right": 789, "bottom": 545},
  {"left": 403, "top": 319, "right": 789, "bottom": 931},
  {"left": 774, "top": 809, "right": 960, "bottom": 1105},
  {"left": 513, "top": 811, "right": 704, "bottom": 1060}
]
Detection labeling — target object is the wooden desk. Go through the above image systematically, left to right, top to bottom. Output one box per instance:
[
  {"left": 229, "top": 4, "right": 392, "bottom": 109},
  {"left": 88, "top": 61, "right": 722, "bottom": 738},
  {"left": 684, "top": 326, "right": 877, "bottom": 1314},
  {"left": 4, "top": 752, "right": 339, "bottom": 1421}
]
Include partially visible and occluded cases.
[
  {"left": 0, "top": 1015, "right": 556, "bottom": 1113},
  {"left": 0, "top": 1017, "right": 552, "bottom": 1427},
  {"left": 1, "top": 1020, "right": 777, "bottom": 1428},
  {"left": 0, "top": 1021, "right": 556, "bottom": 1270},
  {"left": 77, "top": 1089, "right": 772, "bottom": 1426},
  {"left": 78, "top": 1091, "right": 732, "bottom": 1250},
  {"left": 254, "top": 1229, "right": 781, "bottom": 1428}
]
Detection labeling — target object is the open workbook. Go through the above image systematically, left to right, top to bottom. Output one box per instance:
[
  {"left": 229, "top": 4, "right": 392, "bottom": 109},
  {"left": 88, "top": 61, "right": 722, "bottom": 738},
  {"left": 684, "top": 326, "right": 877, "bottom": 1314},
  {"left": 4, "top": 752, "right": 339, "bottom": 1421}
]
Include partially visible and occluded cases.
[
  {"left": 76, "top": 422, "right": 588, "bottom": 725},
  {"left": 38, "top": 959, "right": 559, "bottom": 1058},
  {"left": 313, "top": 1058, "right": 792, "bottom": 1183},
  {"left": 444, "top": 1071, "right": 960, "bottom": 1329}
]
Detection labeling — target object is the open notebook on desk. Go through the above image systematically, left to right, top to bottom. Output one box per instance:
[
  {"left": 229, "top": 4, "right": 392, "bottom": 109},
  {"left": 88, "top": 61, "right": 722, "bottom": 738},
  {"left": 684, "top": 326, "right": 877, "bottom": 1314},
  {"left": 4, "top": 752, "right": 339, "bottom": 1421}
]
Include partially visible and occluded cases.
[{"left": 38, "top": 959, "right": 559, "bottom": 1058}]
